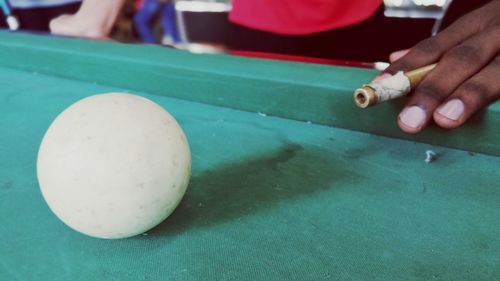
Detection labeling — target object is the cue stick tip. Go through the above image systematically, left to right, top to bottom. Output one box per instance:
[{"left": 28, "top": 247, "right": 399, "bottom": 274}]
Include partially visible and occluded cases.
[
  {"left": 353, "top": 63, "right": 437, "bottom": 109},
  {"left": 354, "top": 86, "right": 377, "bottom": 108}
]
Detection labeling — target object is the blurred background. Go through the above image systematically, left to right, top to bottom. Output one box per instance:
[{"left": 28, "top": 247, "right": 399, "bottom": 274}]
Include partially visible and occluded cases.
[
  {"left": 0, "top": 0, "right": 460, "bottom": 63},
  {"left": 115, "top": 0, "right": 451, "bottom": 45}
]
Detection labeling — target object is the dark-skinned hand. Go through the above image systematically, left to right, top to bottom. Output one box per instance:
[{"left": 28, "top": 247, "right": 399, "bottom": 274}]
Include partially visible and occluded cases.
[{"left": 383, "top": 0, "right": 500, "bottom": 134}]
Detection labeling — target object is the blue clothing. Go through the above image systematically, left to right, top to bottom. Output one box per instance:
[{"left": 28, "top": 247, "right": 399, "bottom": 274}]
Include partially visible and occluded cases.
[{"left": 133, "top": 0, "right": 180, "bottom": 44}]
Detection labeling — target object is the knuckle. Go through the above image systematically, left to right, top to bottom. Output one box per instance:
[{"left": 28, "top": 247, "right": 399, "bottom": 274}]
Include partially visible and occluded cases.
[
  {"left": 454, "top": 12, "right": 481, "bottom": 28},
  {"left": 413, "top": 38, "right": 441, "bottom": 54},
  {"left": 387, "top": 39, "right": 442, "bottom": 74},
  {"left": 445, "top": 44, "right": 482, "bottom": 65},
  {"left": 490, "top": 56, "right": 500, "bottom": 68},
  {"left": 459, "top": 81, "right": 494, "bottom": 107},
  {"left": 413, "top": 82, "right": 445, "bottom": 106}
]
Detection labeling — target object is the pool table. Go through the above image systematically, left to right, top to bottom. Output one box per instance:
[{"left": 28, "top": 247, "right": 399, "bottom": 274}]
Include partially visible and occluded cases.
[{"left": 1, "top": 32, "right": 499, "bottom": 280}]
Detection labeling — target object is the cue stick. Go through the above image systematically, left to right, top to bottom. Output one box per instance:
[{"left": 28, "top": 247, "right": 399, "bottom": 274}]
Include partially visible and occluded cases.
[
  {"left": 0, "top": 0, "right": 19, "bottom": 30},
  {"left": 354, "top": 63, "right": 437, "bottom": 108}
]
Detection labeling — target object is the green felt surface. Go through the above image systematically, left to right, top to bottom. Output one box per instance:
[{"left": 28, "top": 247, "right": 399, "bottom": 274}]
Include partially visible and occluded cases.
[
  {"left": 1, "top": 33, "right": 500, "bottom": 280},
  {"left": 2, "top": 66, "right": 500, "bottom": 281}
]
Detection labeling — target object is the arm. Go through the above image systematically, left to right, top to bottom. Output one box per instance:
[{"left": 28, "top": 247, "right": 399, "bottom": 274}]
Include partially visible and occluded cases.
[
  {"left": 49, "top": 0, "right": 126, "bottom": 39},
  {"left": 383, "top": 0, "right": 500, "bottom": 134}
]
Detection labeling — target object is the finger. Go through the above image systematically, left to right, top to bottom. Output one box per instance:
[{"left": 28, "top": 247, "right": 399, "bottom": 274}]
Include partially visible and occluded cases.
[
  {"left": 385, "top": 9, "right": 483, "bottom": 74},
  {"left": 49, "top": 15, "right": 72, "bottom": 35},
  {"left": 397, "top": 26, "right": 500, "bottom": 133},
  {"left": 389, "top": 49, "right": 409, "bottom": 63},
  {"left": 372, "top": 50, "right": 408, "bottom": 81},
  {"left": 434, "top": 57, "right": 500, "bottom": 128}
]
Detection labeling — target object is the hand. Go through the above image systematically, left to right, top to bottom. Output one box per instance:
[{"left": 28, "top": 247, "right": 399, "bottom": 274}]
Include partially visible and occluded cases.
[
  {"left": 49, "top": 0, "right": 125, "bottom": 40},
  {"left": 384, "top": 0, "right": 500, "bottom": 134},
  {"left": 50, "top": 14, "right": 109, "bottom": 40}
]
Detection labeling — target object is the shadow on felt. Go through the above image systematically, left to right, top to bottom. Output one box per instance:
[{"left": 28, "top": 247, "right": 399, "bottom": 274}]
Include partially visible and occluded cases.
[{"left": 146, "top": 141, "right": 362, "bottom": 236}]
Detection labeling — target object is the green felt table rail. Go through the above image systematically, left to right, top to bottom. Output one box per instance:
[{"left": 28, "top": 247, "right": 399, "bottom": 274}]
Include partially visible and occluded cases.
[{"left": 0, "top": 31, "right": 499, "bottom": 156}]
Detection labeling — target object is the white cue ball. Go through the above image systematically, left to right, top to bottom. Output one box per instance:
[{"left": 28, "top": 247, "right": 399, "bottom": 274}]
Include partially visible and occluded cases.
[{"left": 37, "top": 93, "right": 191, "bottom": 239}]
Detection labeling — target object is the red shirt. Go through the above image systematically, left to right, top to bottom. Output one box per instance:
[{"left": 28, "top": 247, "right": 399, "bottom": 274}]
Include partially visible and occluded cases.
[{"left": 229, "top": 0, "right": 383, "bottom": 35}]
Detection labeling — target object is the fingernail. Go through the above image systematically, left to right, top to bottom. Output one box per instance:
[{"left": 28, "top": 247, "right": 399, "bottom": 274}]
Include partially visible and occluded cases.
[
  {"left": 389, "top": 49, "right": 410, "bottom": 63},
  {"left": 372, "top": 73, "right": 392, "bottom": 82},
  {"left": 437, "top": 99, "right": 464, "bottom": 121},
  {"left": 399, "top": 106, "right": 426, "bottom": 128}
]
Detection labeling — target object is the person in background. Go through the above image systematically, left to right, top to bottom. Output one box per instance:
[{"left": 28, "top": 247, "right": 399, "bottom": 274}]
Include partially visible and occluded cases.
[
  {"left": 0, "top": 0, "right": 81, "bottom": 31},
  {"left": 0, "top": 0, "right": 124, "bottom": 39},
  {"left": 49, "top": 0, "right": 124, "bottom": 39},
  {"left": 133, "top": 0, "right": 180, "bottom": 45},
  {"left": 227, "top": 0, "right": 432, "bottom": 62}
]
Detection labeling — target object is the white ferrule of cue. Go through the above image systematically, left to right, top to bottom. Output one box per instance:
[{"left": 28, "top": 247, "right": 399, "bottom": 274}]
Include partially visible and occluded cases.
[{"left": 367, "top": 71, "right": 411, "bottom": 103}]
